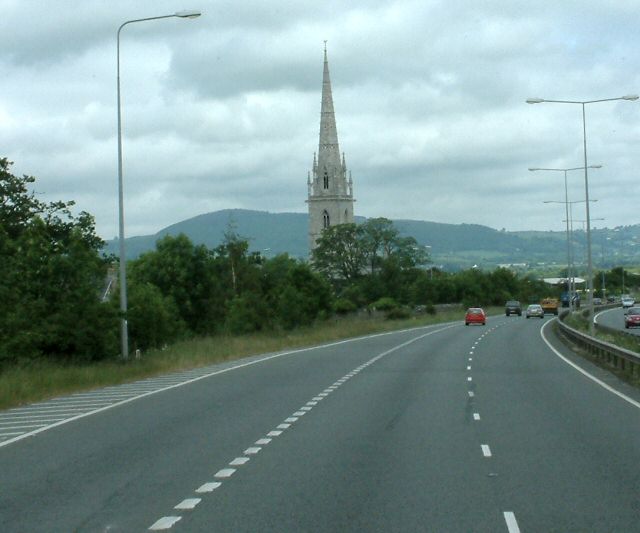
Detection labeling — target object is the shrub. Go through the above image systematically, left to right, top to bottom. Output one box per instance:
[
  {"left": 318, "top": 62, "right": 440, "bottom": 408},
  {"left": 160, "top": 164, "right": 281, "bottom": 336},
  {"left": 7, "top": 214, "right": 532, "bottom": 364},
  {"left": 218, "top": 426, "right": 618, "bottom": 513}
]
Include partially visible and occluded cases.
[
  {"left": 371, "top": 297, "right": 398, "bottom": 311},
  {"left": 334, "top": 298, "right": 357, "bottom": 315},
  {"left": 386, "top": 307, "right": 411, "bottom": 320}
]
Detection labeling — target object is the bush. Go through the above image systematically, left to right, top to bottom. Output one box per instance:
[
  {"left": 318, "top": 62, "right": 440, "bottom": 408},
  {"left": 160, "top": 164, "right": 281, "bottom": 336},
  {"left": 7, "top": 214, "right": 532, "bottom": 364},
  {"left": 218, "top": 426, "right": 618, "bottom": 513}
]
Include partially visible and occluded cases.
[
  {"left": 371, "top": 297, "right": 398, "bottom": 311},
  {"left": 334, "top": 298, "right": 357, "bottom": 315},
  {"left": 386, "top": 307, "right": 411, "bottom": 320}
]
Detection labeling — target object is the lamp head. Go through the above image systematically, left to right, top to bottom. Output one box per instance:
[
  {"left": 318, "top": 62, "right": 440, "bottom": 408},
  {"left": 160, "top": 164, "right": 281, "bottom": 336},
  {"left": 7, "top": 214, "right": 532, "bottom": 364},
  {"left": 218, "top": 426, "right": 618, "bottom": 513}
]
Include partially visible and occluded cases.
[
  {"left": 175, "top": 10, "right": 201, "bottom": 18},
  {"left": 622, "top": 94, "right": 639, "bottom": 101},
  {"left": 526, "top": 98, "right": 544, "bottom": 104},
  {"left": 589, "top": 164, "right": 603, "bottom": 169},
  {"left": 528, "top": 167, "right": 540, "bottom": 171}
]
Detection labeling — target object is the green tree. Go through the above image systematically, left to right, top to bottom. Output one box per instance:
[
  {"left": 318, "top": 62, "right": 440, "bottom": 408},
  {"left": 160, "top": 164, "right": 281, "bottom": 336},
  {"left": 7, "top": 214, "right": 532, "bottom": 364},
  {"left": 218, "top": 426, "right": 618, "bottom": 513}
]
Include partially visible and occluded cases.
[
  {"left": 0, "top": 159, "right": 118, "bottom": 364},
  {"left": 312, "top": 223, "right": 366, "bottom": 283}
]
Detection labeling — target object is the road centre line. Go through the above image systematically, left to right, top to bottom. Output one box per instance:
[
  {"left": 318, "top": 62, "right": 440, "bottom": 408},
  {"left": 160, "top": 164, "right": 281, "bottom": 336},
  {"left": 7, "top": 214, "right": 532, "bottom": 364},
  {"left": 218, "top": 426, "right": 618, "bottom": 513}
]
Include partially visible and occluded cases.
[
  {"left": 540, "top": 320, "right": 640, "bottom": 410},
  {"left": 0, "top": 321, "right": 457, "bottom": 449},
  {"left": 147, "top": 323, "right": 460, "bottom": 530},
  {"left": 473, "top": 413, "right": 480, "bottom": 420},
  {"left": 196, "top": 482, "right": 221, "bottom": 493},
  {"left": 174, "top": 498, "right": 201, "bottom": 510},
  {"left": 503, "top": 512, "right": 521, "bottom": 533},
  {"left": 149, "top": 516, "right": 181, "bottom": 530}
]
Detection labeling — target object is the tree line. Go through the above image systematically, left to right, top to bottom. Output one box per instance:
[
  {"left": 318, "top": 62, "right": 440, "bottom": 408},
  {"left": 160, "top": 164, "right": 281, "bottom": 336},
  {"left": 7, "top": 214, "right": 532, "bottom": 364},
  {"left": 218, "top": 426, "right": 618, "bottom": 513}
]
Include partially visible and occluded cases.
[{"left": 1, "top": 159, "right": 558, "bottom": 367}]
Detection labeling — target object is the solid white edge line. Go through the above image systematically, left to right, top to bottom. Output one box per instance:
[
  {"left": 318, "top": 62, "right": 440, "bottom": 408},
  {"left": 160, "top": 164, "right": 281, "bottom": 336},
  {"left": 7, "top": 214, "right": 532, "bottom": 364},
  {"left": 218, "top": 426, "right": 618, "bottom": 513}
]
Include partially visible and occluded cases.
[
  {"left": 540, "top": 320, "right": 640, "bottom": 410},
  {"left": 0, "top": 321, "right": 459, "bottom": 449},
  {"left": 503, "top": 511, "right": 521, "bottom": 533}
]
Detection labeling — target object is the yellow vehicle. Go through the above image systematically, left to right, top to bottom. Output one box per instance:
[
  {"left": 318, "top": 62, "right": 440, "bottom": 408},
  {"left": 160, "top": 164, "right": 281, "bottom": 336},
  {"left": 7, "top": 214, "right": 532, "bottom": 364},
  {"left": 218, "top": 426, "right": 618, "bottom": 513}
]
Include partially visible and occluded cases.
[{"left": 540, "top": 298, "right": 559, "bottom": 316}]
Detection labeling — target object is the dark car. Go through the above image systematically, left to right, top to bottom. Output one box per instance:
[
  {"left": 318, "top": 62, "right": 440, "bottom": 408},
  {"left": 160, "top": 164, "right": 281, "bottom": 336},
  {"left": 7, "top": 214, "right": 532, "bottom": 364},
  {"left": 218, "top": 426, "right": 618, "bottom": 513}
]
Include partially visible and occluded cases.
[
  {"left": 505, "top": 300, "right": 522, "bottom": 316},
  {"left": 465, "top": 307, "right": 486, "bottom": 326},
  {"left": 625, "top": 307, "right": 640, "bottom": 329}
]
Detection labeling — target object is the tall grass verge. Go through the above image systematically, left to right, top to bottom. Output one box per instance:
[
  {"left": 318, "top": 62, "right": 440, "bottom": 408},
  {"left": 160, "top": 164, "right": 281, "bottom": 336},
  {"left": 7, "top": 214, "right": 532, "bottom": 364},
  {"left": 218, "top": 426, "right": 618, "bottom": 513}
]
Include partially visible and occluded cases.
[{"left": 0, "top": 306, "right": 500, "bottom": 410}]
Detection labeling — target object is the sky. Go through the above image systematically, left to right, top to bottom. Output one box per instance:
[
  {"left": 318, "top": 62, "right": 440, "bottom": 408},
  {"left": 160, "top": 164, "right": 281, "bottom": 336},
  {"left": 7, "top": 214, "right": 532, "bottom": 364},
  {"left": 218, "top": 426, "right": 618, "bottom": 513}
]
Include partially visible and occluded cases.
[{"left": 2, "top": 0, "right": 640, "bottom": 240}]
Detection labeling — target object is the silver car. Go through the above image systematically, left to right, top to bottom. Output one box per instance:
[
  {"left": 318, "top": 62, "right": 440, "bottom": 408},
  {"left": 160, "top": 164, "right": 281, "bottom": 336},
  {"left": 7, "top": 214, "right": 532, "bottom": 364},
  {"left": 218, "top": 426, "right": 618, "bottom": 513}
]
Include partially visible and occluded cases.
[{"left": 526, "top": 304, "right": 544, "bottom": 319}]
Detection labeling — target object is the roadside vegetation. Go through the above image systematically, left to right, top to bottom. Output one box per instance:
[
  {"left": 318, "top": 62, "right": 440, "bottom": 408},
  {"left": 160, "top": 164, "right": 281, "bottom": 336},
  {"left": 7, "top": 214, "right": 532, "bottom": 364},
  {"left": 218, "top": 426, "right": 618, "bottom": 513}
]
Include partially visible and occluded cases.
[
  {"left": 0, "top": 157, "right": 573, "bottom": 407},
  {"left": 0, "top": 307, "right": 505, "bottom": 409},
  {"left": 564, "top": 310, "right": 640, "bottom": 354}
]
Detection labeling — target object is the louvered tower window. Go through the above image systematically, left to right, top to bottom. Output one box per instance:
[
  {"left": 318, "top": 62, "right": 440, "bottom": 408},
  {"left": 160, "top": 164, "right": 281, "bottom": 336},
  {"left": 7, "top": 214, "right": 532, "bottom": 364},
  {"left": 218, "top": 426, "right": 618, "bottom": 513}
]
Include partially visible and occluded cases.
[{"left": 323, "top": 210, "right": 330, "bottom": 229}]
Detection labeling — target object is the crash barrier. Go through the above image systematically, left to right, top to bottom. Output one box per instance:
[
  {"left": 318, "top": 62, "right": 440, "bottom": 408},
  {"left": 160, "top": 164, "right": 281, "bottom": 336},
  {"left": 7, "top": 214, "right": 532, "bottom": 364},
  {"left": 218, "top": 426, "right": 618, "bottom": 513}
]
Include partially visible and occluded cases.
[{"left": 557, "top": 308, "right": 640, "bottom": 379}]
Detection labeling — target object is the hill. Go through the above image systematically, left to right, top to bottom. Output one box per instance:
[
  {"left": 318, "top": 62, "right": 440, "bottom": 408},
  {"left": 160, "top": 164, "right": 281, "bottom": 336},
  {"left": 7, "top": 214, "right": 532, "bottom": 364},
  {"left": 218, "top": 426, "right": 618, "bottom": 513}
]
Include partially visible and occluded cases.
[{"left": 103, "top": 209, "right": 640, "bottom": 271}]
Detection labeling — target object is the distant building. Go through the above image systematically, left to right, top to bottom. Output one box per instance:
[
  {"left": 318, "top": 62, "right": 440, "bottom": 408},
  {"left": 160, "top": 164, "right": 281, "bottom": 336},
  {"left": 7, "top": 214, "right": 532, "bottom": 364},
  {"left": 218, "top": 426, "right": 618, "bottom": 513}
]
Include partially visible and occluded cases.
[{"left": 307, "top": 43, "right": 355, "bottom": 252}]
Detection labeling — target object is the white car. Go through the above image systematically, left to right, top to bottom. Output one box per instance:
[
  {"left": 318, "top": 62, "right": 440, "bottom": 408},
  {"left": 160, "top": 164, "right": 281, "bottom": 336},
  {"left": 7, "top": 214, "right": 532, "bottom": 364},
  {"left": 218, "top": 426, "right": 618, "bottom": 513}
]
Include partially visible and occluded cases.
[{"left": 621, "top": 296, "right": 635, "bottom": 309}]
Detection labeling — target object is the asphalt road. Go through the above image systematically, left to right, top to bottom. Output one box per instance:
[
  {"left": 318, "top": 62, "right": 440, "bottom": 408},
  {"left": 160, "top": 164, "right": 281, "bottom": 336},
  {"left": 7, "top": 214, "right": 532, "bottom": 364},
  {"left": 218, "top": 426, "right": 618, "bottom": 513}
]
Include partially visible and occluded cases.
[
  {"left": 596, "top": 306, "right": 640, "bottom": 336},
  {"left": 2, "top": 315, "right": 640, "bottom": 532}
]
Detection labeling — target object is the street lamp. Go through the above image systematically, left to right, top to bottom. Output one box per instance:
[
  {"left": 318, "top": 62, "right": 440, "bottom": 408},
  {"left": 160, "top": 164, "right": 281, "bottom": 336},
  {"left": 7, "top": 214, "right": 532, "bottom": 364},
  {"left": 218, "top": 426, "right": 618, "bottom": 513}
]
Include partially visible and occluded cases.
[
  {"left": 117, "top": 10, "right": 201, "bottom": 359},
  {"left": 527, "top": 94, "right": 638, "bottom": 334},
  {"left": 530, "top": 165, "right": 601, "bottom": 311},
  {"left": 544, "top": 198, "right": 598, "bottom": 310}
]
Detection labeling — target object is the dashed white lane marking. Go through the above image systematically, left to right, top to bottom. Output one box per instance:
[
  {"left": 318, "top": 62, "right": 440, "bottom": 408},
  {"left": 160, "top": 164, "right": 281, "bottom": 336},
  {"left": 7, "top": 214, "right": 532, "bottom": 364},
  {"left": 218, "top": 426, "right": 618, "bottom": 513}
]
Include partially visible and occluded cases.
[
  {"left": 147, "top": 322, "right": 460, "bottom": 530},
  {"left": 468, "top": 357, "right": 472, "bottom": 361},
  {"left": 467, "top": 366, "right": 471, "bottom": 370},
  {"left": 467, "top": 377, "right": 472, "bottom": 382},
  {"left": 468, "top": 391, "right": 475, "bottom": 397},
  {"left": 473, "top": 413, "right": 481, "bottom": 421},
  {"left": 285, "top": 417, "right": 298, "bottom": 423},
  {"left": 277, "top": 423, "right": 291, "bottom": 430},
  {"left": 481, "top": 444, "right": 492, "bottom": 457},
  {"left": 244, "top": 447, "right": 261, "bottom": 455},
  {"left": 196, "top": 482, "right": 221, "bottom": 493},
  {"left": 175, "top": 498, "right": 201, "bottom": 510},
  {"left": 503, "top": 512, "right": 521, "bottom": 533},
  {"left": 149, "top": 516, "right": 181, "bottom": 530}
]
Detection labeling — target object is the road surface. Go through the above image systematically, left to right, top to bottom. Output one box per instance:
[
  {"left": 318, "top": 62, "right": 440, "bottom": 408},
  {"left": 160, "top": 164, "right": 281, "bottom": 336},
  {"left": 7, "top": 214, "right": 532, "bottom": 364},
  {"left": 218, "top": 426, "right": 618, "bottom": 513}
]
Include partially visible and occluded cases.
[{"left": 2, "top": 315, "right": 640, "bottom": 532}]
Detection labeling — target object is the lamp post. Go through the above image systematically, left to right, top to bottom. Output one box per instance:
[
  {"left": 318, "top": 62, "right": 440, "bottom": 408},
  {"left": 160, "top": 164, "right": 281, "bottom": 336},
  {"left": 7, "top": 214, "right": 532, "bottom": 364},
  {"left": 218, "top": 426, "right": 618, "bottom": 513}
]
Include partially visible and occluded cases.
[
  {"left": 117, "top": 10, "right": 201, "bottom": 359},
  {"left": 527, "top": 94, "right": 638, "bottom": 334},
  {"left": 530, "top": 165, "right": 601, "bottom": 311},
  {"left": 545, "top": 199, "right": 597, "bottom": 310}
]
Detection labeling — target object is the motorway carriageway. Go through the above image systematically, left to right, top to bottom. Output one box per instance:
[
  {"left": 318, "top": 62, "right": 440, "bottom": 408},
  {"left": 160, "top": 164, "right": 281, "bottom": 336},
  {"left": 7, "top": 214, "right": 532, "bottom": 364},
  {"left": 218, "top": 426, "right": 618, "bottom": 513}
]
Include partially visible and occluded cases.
[{"left": 1, "top": 315, "right": 640, "bottom": 532}]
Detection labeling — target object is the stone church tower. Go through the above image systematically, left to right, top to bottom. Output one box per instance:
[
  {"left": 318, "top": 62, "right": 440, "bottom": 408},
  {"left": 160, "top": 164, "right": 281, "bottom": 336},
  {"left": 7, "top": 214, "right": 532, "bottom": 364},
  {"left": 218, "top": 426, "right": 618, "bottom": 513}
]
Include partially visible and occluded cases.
[{"left": 307, "top": 44, "right": 354, "bottom": 252}]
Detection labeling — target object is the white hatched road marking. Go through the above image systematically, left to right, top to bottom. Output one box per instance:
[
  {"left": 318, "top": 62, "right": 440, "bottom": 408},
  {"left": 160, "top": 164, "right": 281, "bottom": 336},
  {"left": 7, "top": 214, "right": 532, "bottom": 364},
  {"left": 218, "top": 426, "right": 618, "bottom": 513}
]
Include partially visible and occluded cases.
[{"left": 1, "top": 321, "right": 457, "bottom": 448}]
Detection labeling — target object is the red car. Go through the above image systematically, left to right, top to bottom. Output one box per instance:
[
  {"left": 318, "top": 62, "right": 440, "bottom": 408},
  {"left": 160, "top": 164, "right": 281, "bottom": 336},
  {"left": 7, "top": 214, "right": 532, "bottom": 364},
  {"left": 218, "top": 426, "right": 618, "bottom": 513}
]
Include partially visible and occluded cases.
[
  {"left": 465, "top": 307, "right": 486, "bottom": 326},
  {"left": 624, "top": 307, "right": 640, "bottom": 329}
]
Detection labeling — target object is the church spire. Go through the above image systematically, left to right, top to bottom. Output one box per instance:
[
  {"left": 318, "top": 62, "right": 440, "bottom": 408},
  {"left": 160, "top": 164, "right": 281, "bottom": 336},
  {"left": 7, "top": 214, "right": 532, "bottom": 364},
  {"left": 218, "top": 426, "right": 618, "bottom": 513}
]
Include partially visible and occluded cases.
[
  {"left": 319, "top": 41, "right": 341, "bottom": 167},
  {"left": 306, "top": 43, "right": 355, "bottom": 253}
]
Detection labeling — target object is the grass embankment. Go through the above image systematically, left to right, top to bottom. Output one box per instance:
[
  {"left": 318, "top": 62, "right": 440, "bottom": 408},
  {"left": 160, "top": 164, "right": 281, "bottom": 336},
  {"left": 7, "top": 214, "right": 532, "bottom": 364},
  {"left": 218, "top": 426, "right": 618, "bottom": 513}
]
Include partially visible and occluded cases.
[
  {"left": 1, "top": 306, "right": 500, "bottom": 411},
  {"left": 564, "top": 312, "right": 640, "bottom": 354}
]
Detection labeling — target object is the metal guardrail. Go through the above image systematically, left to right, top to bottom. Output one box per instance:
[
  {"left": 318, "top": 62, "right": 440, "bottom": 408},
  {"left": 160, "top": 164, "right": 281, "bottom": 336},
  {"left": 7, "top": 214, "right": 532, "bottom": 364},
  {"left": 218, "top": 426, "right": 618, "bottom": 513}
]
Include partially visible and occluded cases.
[{"left": 557, "top": 308, "right": 640, "bottom": 378}]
